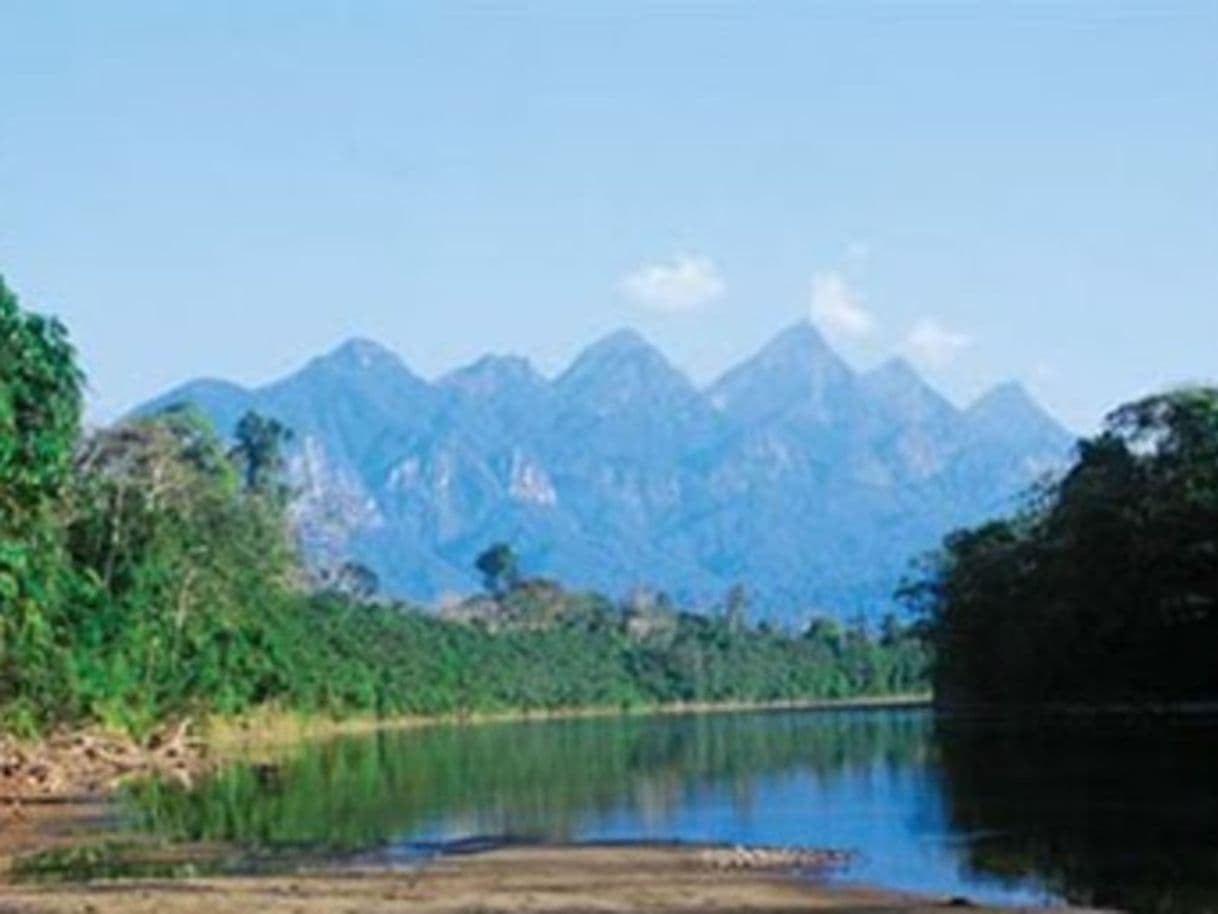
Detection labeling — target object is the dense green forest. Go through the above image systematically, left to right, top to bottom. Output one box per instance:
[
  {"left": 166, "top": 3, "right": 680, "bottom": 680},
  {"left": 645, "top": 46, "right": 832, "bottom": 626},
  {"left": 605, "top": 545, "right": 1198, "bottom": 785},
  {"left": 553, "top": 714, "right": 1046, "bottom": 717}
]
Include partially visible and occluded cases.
[
  {"left": 0, "top": 279, "right": 926, "bottom": 736},
  {"left": 904, "top": 387, "right": 1218, "bottom": 705}
]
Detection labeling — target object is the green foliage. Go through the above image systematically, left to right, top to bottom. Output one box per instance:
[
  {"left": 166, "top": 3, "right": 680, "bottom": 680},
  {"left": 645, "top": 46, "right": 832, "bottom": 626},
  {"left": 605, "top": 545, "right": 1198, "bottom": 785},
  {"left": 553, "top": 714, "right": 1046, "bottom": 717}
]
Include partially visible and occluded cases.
[
  {"left": 0, "top": 276, "right": 83, "bottom": 733},
  {"left": 906, "top": 387, "right": 1218, "bottom": 705},
  {"left": 63, "top": 406, "right": 295, "bottom": 731},
  {"left": 229, "top": 411, "right": 292, "bottom": 500},
  {"left": 474, "top": 541, "right": 520, "bottom": 595},
  {"left": 211, "top": 591, "right": 927, "bottom": 723}
]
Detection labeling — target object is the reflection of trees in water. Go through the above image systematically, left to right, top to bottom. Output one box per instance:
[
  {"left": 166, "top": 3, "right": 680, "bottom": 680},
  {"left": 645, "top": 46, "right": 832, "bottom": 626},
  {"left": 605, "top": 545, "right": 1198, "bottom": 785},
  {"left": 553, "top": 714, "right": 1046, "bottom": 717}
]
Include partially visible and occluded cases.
[
  {"left": 129, "top": 709, "right": 928, "bottom": 849},
  {"left": 934, "top": 715, "right": 1218, "bottom": 914}
]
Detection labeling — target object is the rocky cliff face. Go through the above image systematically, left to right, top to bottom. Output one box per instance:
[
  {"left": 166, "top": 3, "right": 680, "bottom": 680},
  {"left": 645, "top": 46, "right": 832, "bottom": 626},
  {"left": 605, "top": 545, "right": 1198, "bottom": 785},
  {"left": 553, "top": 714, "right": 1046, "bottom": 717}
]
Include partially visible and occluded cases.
[{"left": 137, "top": 322, "right": 1074, "bottom": 620}]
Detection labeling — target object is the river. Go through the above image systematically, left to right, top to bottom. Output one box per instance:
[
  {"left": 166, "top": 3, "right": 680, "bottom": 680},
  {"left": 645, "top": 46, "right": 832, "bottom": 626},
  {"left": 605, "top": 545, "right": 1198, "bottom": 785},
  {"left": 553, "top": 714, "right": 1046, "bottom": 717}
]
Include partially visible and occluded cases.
[{"left": 122, "top": 706, "right": 1218, "bottom": 912}]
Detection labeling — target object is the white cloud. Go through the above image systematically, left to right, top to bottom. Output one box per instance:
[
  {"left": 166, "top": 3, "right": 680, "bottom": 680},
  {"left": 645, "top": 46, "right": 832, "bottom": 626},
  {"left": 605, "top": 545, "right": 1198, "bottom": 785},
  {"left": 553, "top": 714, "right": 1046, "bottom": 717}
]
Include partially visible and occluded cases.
[
  {"left": 621, "top": 254, "right": 725, "bottom": 312},
  {"left": 809, "top": 271, "right": 875, "bottom": 339},
  {"left": 904, "top": 318, "right": 972, "bottom": 368}
]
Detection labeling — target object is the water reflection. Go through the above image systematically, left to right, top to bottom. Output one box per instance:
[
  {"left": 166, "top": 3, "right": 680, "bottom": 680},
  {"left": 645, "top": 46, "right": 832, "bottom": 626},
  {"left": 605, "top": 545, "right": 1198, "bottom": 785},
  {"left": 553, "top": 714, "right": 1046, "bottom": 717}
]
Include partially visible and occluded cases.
[
  {"left": 125, "top": 708, "right": 1218, "bottom": 911},
  {"left": 130, "top": 710, "right": 927, "bottom": 847},
  {"left": 935, "top": 713, "right": 1218, "bottom": 913}
]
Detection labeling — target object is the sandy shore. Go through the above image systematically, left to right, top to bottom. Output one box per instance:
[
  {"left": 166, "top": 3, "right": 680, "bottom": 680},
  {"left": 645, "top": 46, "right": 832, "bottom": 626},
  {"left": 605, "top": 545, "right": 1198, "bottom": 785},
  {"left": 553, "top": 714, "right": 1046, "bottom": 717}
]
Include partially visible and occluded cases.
[{"left": 0, "top": 842, "right": 1110, "bottom": 913}]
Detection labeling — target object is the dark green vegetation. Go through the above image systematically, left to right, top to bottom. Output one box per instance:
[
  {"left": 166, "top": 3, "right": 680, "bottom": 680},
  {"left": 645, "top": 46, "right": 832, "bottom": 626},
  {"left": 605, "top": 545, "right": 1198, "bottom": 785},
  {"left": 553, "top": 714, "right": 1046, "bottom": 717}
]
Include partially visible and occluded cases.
[
  {"left": 0, "top": 280, "right": 926, "bottom": 736},
  {"left": 905, "top": 388, "right": 1218, "bottom": 705}
]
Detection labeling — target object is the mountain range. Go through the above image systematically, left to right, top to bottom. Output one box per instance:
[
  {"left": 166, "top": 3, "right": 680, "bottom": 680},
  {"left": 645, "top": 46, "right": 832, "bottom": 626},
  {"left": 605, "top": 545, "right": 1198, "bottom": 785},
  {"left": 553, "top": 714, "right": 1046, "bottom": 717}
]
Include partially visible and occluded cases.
[{"left": 137, "top": 321, "right": 1074, "bottom": 621}]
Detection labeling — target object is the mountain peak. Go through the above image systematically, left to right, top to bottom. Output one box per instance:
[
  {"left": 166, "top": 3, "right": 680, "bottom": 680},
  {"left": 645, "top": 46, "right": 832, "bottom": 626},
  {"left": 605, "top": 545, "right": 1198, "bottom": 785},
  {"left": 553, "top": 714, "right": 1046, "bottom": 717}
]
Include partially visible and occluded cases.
[
  {"left": 707, "top": 320, "right": 853, "bottom": 422},
  {"left": 763, "top": 320, "right": 833, "bottom": 357},
  {"left": 581, "top": 327, "right": 653, "bottom": 358},
  {"left": 556, "top": 328, "right": 697, "bottom": 410},
  {"left": 560, "top": 328, "right": 677, "bottom": 380},
  {"left": 276, "top": 335, "right": 430, "bottom": 416},
  {"left": 323, "top": 337, "right": 404, "bottom": 371},
  {"left": 440, "top": 354, "right": 546, "bottom": 396},
  {"left": 866, "top": 356, "right": 921, "bottom": 386},
  {"left": 862, "top": 357, "right": 955, "bottom": 408},
  {"left": 966, "top": 380, "right": 1073, "bottom": 453},
  {"left": 969, "top": 380, "right": 1042, "bottom": 419}
]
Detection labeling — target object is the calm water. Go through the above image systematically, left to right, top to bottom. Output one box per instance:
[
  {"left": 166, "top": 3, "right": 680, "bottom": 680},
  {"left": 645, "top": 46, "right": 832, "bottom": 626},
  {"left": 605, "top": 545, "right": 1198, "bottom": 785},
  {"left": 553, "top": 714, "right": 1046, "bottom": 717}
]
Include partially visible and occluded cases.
[{"left": 124, "top": 707, "right": 1218, "bottom": 912}]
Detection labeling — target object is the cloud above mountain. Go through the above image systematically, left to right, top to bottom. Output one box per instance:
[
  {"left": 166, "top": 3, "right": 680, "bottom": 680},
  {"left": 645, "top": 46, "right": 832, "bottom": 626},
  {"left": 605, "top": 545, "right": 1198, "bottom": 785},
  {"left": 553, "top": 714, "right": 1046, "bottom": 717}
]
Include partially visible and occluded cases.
[
  {"left": 621, "top": 254, "right": 725, "bottom": 312},
  {"left": 809, "top": 271, "right": 874, "bottom": 339},
  {"left": 905, "top": 318, "right": 972, "bottom": 368}
]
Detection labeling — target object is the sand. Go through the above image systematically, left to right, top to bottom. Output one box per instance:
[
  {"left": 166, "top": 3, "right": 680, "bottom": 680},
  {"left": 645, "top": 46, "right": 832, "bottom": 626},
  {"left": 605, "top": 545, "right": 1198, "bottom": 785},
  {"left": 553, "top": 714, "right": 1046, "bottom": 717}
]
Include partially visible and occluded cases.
[{"left": 0, "top": 829, "right": 1113, "bottom": 914}]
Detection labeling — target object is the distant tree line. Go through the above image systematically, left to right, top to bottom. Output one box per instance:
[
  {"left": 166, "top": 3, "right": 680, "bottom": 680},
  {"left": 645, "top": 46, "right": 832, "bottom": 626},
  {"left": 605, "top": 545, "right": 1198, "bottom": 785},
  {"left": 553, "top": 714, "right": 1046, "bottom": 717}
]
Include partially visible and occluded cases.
[
  {"left": 0, "top": 278, "right": 927, "bottom": 737},
  {"left": 903, "top": 387, "right": 1218, "bottom": 705}
]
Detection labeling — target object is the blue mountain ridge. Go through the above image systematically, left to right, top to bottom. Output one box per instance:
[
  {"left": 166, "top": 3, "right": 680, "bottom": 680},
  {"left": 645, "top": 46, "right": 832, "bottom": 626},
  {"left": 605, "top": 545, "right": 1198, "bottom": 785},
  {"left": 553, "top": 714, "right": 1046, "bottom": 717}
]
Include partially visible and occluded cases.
[{"left": 136, "top": 321, "right": 1074, "bottom": 622}]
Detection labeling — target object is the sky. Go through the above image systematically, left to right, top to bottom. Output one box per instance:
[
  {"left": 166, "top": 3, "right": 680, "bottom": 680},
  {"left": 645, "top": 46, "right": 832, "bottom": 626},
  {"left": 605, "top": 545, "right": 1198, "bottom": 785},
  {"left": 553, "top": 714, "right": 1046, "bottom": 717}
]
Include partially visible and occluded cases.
[{"left": 3, "top": 1, "right": 1216, "bottom": 432}]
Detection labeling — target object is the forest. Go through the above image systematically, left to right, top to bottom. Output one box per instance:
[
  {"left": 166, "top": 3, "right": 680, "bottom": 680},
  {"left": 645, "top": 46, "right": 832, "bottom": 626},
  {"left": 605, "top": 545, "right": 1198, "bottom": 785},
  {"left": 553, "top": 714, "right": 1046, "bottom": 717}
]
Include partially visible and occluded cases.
[
  {"left": 0, "top": 278, "right": 927, "bottom": 737},
  {"left": 904, "top": 385, "right": 1218, "bottom": 705}
]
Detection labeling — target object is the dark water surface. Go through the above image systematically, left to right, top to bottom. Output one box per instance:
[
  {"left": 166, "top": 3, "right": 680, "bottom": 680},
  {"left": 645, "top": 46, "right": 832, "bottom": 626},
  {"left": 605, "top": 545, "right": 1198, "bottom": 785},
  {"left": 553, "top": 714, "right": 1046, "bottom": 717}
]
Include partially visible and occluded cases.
[{"left": 123, "top": 707, "right": 1218, "bottom": 912}]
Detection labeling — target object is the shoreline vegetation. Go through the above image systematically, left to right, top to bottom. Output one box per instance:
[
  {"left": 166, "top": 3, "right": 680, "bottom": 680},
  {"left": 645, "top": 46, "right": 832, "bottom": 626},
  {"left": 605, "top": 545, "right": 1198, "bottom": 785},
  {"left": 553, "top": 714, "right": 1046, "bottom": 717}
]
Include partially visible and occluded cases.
[
  {"left": 903, "top": 387, "right": 1218, "bottom": 707},
  {"left": 204, "top": 691, "right": 932, "bottom": 754},
  {"left": 1, "top": 693, "right": 931, "bottom": 804}
]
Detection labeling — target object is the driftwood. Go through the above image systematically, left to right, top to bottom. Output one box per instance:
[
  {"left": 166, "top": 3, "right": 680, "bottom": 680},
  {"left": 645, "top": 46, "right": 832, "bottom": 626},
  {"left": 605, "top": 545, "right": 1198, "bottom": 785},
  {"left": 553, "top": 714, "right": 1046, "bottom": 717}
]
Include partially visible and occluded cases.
[
  {"left": 0, "top": 719, "right": 208, "bottom": 803},
  {"left": 697, "top": 844, "right": 854, "bottom": 872}
]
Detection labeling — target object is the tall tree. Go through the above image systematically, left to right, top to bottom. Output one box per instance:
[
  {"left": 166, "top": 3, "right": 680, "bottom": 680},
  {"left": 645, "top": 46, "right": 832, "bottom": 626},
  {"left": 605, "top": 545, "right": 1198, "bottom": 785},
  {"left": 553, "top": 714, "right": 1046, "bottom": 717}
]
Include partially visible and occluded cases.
[
  {"left": 0, "top": 277, "right": 83, "bottom": 727},
  {"left": 230, "top": 411, "right": 293, "bottom": 499},
  {"left": 475, "top": 542, "right": 520, "bottom": 596},
  {"left": 723, "top": 583, "right": 748, "bottom": 633}
]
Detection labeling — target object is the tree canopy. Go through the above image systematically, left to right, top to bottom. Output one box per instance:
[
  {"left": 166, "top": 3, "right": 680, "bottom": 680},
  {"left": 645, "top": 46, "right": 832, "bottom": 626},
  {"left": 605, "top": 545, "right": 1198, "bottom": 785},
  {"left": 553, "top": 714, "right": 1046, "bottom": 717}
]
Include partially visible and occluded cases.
[
  {"left": 0, "top": 276, "right": 83, "bottom": 729},
  {"left": 905, "top": 387, "right": 1218, "bottom": 705},
  {"left": 475, "top": 542, "right": 521, "bottom": 595}
]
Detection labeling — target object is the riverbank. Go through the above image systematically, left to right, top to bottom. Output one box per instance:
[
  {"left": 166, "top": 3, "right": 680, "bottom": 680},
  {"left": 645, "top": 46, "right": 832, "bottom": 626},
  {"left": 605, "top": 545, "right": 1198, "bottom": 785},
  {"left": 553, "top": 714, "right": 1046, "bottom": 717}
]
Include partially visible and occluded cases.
[
  {"left": 205, "top": 692, "right": 932, "bottom": 755},
  {"left": 2, "top": 694, "right": 929, "bottom": 803},
  {"left": 0, "top": 722, "right": 208, "bottom": 803},
  {"left": 0, "top": 843, "right": 1111, "bottom": 913}
]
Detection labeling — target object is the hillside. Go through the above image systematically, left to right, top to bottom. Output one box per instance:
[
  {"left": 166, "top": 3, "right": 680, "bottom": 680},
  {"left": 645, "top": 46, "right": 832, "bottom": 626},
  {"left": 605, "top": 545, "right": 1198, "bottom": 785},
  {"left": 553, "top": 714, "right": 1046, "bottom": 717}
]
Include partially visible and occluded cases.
[{"left": 137, "top": 322, "right": 1073, "bottom": 620}]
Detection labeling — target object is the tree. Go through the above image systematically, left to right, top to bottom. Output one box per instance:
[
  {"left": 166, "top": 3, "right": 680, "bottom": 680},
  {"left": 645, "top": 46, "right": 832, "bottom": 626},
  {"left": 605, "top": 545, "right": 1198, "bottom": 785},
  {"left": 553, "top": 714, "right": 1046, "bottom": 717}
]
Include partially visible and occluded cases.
[
  {"left": 0, "top": 277, "right": 83, "bottom": 728},
  {"left": 908, "top": 386, "right": 1218, "bottom": 705},
  {"left": 65, "top": 408, "right": 297, "bottom": 730},
  {"left": 230, "top": 411, "right": 293, "bottom": 499},
  {"left": 475, "top": 542, "right": 520, "bottom": 596},
  {"left": 326, "top": 560, "right": 380, "bottom": 601},
  {"left": 723, "top": 583, "right": 748, "bottom": 633}
]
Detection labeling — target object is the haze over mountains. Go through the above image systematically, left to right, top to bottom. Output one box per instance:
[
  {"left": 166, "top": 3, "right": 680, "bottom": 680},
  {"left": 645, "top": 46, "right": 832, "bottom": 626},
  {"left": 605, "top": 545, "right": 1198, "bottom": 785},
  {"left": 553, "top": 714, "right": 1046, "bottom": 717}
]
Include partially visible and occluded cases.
[{"left": 138, "top": 322, "right": 1073, "bottom": 621}]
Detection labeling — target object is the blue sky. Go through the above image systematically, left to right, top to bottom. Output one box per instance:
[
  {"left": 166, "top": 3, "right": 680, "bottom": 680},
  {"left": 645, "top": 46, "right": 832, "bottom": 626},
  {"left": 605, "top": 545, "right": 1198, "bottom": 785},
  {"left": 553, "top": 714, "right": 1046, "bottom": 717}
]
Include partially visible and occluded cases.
[{"left": 3, "top": 1, "right": 1215, "bottom": 431}]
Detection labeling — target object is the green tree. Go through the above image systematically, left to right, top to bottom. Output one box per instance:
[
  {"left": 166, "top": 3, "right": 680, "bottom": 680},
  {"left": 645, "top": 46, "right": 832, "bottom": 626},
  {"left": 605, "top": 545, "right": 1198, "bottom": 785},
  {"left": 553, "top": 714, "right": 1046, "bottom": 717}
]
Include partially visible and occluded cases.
[
  {"left": 0, "top": 277, "right": 83, "bottom": 730},
  {"left": 908, "top": 387, "right": 1218, "bottom": 705},
  {"left": 66, "top": 407, "right": 296, "bottom": 730},
  {"left": 230, "top": 411, "right": 292, "bottom": 499},
  {"left": 475, "top": 542, "right": 521, "bottom": 596},
  {"left": 326, "top": 560, "right": 380, "bottom": 601},
  {"left": 723, "top": 583, "right": 748, "bottom": 633}
]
